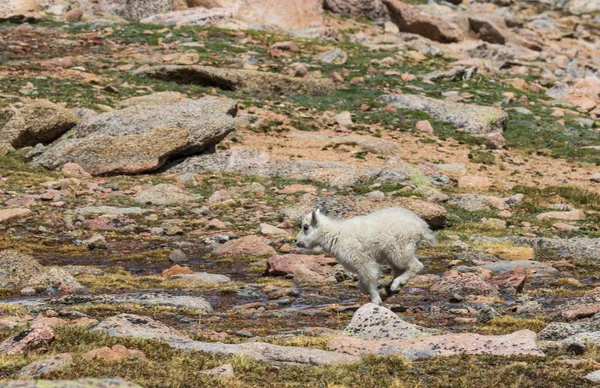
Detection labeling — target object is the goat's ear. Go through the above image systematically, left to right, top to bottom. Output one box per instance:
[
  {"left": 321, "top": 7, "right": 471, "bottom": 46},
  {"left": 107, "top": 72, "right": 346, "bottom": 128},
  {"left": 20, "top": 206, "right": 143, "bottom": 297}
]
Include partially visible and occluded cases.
[{"left": 311, "top": 209, "right": 319, "bottom": 227}]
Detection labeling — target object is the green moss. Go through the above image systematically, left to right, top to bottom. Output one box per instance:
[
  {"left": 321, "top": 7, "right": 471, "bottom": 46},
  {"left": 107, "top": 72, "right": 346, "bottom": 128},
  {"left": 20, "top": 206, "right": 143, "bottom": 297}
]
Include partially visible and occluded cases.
[{"left": 469, "top": 151, "right": 496, "bottom": 165}]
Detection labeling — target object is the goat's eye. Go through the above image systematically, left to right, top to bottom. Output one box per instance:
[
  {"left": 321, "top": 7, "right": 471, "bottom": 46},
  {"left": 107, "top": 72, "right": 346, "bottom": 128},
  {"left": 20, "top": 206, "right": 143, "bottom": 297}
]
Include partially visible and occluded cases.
[{"left": 303, "top": 225, "right": 309, "bottom": 232}]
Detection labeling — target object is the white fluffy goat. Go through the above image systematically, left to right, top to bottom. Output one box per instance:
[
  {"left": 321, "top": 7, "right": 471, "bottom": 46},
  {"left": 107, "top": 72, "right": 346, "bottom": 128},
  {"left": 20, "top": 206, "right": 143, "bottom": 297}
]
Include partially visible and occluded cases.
[{"left": 294, "top": 207, "right": 436, "bottom": 305}]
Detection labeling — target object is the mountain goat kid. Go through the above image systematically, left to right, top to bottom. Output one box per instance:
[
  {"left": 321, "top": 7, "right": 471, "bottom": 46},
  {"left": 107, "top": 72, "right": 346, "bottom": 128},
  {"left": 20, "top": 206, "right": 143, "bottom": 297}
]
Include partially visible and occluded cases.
[{"left": 294, "top": 207, "right": 436, "bottom": 305}]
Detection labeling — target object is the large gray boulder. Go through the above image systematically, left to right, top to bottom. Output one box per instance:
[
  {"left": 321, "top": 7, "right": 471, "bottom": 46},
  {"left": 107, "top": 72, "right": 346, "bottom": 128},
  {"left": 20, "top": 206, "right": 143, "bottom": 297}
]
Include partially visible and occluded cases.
[
  {"left": 0, "top": 0, "right": 43, "bottom": 23},
  {"left": 324, "top": 0, "right": 388, "bottom": 19},
  {"left": 382, "top": 0, "right": 463, "bottom": 43},
  {"left": 378, "top": 94, "right": 507, "bottom": 148},
  {"left": 32, "top": 96, "right": 237, "bottom": 175},
  {"left": 0, "top": 100, "right": 79, "bottom": 155},
  {"left": 0, "top": 250, "right": 43, "bottom": 289},
  {"left": 343, "top": 303, "right": 424, "bottom": 340}
]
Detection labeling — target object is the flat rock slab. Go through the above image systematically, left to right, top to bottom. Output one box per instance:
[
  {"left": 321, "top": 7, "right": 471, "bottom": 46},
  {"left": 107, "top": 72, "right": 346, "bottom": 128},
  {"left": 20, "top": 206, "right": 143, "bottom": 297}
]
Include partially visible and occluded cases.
[
  {"left": 141, "top": 7, "right": 234, "bottom": 27},
  {"left": 133, "top": 65, "right": 335, "bottom": 96},
  {"left": 378, "top": 94, "right": 507, "bottom": 148},
  {"left": 135, "top": 184, "right": 199, "bottom": 205},
  {"left": 73, "top": 206, "right": 151, "bottom": 215},
  {"left": 0, "top": 208, "right": 31, "bottom": 223},
  {"left": 212, "top": 235, "right": 276, "bottom": 258},
  {"left": 504, "top": 237, "right": 600, "bottom": 262},
  {"left": 266, "top": 254, "right": 338, "bottom": 283},
  {"left": 455, "top": 260, "right": 559, "bottom": 276},
  {"left": 163, "top": 272, "right": 232, "bottom": 286},
  {"left": 50, "top": 292, "right": 213, "bottom": 313},
  {"left": 343, "top": 303, "right": 424, "bottom": 340},
  {"left": 93, "top": 314, "right": 360, "bottom": 365},
  {"left": 329, "top": 330, "right": 544, "bottom": 359},
  {"left": 18, "top": 353, "right": 73, "bottom": 378},
  {"left": 2, "top": 379, "right": 143, "bottom": 388}
]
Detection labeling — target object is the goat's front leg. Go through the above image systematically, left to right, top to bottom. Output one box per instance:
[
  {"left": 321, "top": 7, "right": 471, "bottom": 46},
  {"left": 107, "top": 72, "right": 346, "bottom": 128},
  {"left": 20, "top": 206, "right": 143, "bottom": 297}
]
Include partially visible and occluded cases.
[{"left": 356, "top": 261, "right": 382, "bottom": 305}]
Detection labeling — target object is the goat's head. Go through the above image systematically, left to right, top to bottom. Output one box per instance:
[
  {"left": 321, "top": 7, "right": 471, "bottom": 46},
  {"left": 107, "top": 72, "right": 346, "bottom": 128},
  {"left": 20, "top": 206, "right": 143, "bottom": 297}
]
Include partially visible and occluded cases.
[{"left": 294, "top": 209, "right": 322, "bottom": 249}]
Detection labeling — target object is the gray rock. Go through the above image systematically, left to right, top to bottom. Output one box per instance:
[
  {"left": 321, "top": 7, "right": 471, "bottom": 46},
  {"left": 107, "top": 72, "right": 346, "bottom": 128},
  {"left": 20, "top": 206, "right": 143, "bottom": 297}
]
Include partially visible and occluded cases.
[
  {"left": 114, "top": 0, "right": 173, "bottom": 21},
  {"left": 323, "top": 0, "right": 388, "bottom": 19},
  {"left": 383, "top": 0, "right": 463, "bottom": 43},
  {"left": 141, "top": 7, "right": 233, "bottom": 26},
  {"left": 315, "top": 48, "right": 348, "bottom": 65},
  {"left": 133, "top": 65, "right": 335, "bottom": 96},
  {"left": 422, "top": 66, "right": 478, "bottom": 82},
  {"left": 546, "top": 84, "right": 570, "bottom": 100},
  {"left": 379, "top": 94, "right": 506, "bottom": 147},
  {"left": 33, "top": 96, "right": 237, "bottom": 176},
  {"left": 0, "top": 100, "right": 79, "bottom": 155},
  {"left": 164, "top": 146, "right": 409, "bottom": 188},
  {"left": 135, "top": 184, "right": 198, "bottom": 206},
  {"left": 448, "top": 194, "right": 492, "bottom": 211},
  {"left": 73, "top": 206, "right": 151, "bottom": 215},
  {"left": 84, "top": 234, "right": 107, "bottom": 250},
  {"left": 508, "top": 237, "right": 600, "bottom": 261},
  {"left": 169, "top": 249, "right": 188, "bottom": 264},
  {"left": 0, "top": 250, "right": 44, "bottom": 289},
  {"left": 455, "top": 260, "right": 559, "bottom": 276},
  {"left": 164, "top": 272, "right": 231, "bottom": 285},
  {"left": 114, "top": 293, "right": 213, "bottom": 312},
  {"left": 343, "top": 303, "right": 423, "bottom": 340},
  {"left": 476, "top": 304, "right": 500, "bottom": 323},
  {"left": 93, "top": 314, "right": 360, "bottom": 365},
  {"left": 538, "top": 322, "right": 588, "bottom": 341},
  {"left": 562, "top": 331, "right": 600, "bottom": 348},
  {"left": 18, "top": 353, "right": 73, "bottom": 378},
  {"left": 585, "top": 370, "right": 600, "bottom": 383}
]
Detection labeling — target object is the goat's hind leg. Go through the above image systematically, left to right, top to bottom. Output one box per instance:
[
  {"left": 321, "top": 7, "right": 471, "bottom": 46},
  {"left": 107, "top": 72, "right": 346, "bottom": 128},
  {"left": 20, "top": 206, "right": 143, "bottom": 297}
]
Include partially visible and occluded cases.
[
  {"left": 389, "top": 243, "right": 423, "bottom": 292},
  {"left": 379, "top": 263, "right": 405, "bottom": 300}
]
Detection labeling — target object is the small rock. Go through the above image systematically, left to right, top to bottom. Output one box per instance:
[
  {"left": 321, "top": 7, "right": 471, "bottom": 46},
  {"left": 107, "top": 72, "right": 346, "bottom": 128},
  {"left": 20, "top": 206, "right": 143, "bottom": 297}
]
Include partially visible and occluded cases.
[
  {"left": 63, "top": 8, "right": 83, "bottom": 22},
  {"left": 334, "top": 111, "right": 353, "bottom": 127},
  {"left": 415, "top": 120, "right": 434, "bottom": 133},
  {"left": 84, "top": 234, "right": 107, "bottom": 250},
  {"left": 169, "top": 249, "right": 188, "bottom": 264},
  {"left": 20, "top": 287, "right": 36, "bottom": 296},
  {"left": 0, "top": 325, "right": 55, "bottom": 355},
  {"left": 82, "top": 345, "right": 145, "bottom": 361},
  {"left": 19, "top": 353, "right": 73, "bottom": 378},
  {"left": 199, "top": 364, "right": 234, "bottom": 378},
  {"left": 584, "top": 370, "right": 600, "bottom": 383}
]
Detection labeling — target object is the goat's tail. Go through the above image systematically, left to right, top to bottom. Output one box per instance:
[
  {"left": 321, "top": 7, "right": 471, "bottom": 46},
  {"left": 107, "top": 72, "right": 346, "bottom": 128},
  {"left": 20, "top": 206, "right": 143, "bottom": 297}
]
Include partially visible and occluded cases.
[{"left": 422, "top": 229, "right": 437, "bottom": 247}]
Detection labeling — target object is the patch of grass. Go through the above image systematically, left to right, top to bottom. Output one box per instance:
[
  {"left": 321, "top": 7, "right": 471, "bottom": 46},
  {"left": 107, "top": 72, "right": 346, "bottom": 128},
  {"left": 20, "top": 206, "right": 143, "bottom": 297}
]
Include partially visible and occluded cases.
[
  {"left": 469, "top": 151, "right": 496, "bottom": 165},
  {"left": 513, "top": 185, "right": 600, "bottom": 210},
  {"left": 75, "top": 267, "right": 163, "bottom": 294},
  {"left": 477, "top": 316, "right": 549, "bottom": 335}
]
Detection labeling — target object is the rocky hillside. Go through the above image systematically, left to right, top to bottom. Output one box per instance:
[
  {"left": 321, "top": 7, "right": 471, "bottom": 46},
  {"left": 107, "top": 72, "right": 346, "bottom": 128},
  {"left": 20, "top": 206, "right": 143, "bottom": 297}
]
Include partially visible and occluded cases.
[{"left": 1, "top": 0, "right": 600, "bottom": 386}]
